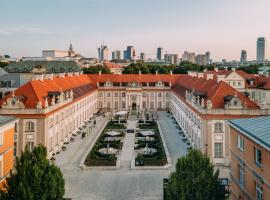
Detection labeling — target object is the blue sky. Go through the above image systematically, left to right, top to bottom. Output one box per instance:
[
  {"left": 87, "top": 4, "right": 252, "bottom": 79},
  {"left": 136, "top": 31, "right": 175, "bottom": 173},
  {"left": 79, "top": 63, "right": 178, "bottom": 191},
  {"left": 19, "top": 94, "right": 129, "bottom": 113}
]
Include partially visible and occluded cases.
[{"left": 1, "top": 0, "right": 270, "bottom": 61}]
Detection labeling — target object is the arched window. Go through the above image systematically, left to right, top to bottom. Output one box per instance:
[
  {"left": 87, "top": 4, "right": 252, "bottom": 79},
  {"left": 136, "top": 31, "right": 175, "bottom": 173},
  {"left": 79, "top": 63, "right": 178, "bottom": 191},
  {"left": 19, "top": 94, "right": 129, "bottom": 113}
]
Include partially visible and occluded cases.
[
  {"left": 26, "top": 121, "right": 35, "bottom": 132},
  {"left": 214, "top": 122, "right": 223, "bottom": 133}
]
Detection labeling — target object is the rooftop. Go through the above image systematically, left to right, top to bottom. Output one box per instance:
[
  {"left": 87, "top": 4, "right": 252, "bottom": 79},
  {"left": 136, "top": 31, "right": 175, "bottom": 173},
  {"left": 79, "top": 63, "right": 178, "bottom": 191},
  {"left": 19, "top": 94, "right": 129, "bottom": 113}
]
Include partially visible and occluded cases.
[
  {"left": 0, "top": 115, "right": 16, "bottom": 126},
  {"left": 228, "top": 116, "right": 270, "bottom": 151}
]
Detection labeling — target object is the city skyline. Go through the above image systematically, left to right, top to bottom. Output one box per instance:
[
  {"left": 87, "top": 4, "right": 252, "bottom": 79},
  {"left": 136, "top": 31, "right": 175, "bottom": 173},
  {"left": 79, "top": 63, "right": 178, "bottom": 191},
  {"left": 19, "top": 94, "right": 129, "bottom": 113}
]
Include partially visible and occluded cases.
[{"left": 1, "top": 0, "right": 270, "bottom": 61}]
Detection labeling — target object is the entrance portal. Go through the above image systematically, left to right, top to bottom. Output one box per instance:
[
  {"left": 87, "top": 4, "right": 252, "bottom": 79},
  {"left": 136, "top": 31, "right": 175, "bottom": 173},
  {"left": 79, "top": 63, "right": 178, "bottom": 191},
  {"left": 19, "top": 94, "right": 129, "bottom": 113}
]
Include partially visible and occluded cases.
[{"left": 132, "top": 103, "right": 137, "bottom": 110}]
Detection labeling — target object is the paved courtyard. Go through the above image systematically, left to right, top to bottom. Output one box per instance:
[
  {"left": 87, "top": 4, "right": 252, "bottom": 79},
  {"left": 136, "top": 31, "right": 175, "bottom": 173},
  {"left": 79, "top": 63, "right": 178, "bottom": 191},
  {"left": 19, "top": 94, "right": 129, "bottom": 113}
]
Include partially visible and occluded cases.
[{"left": 55, "top": 112, "right": 188, "bottom": 200}]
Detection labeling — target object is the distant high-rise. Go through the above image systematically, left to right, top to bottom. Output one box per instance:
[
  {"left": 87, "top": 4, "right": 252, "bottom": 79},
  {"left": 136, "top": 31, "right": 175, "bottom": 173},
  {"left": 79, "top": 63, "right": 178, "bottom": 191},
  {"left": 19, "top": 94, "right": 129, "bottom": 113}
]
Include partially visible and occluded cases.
[
  {"left": 257, "top": 37, "right": 266, "bottom": 62},
  {"left": 98, "top": 45, "right": 109, "bottom": 61},
  {"left": 126, "top": 46, "right": 135, "bottom": 60},
  {"left": 157, "top": 47, "right": 164, "bottom": 61},
  {"left": 112, "top": 50, "right": 121, "bottom": 60},
  {"left": 123, "top": 50, "right": 128, "bottom": 60},
  {"left": 240, "top": 50, "right": 247, "bottom": 62},
  {"left": 182, "top": 51, "right": 195, "bottom": 63},
  {"left": 205, "top": 51, "right": 211, "bottom": 64},
  {"left": 140, "top": 53, "right": 145, "bottom": 61},
  {"left": 164, "top": 54, "right": 178, "bottom": 65},
  {"left": 195, "top": 54, "right": 207, "bottom": 66}
]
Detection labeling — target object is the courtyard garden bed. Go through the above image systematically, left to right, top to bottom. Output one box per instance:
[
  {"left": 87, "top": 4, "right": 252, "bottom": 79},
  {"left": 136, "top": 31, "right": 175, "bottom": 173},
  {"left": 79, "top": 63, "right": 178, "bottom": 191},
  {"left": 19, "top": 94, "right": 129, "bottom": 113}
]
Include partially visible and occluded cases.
[
  {"left": 84, "top": 122, "right": 125, "bottom": 166},
  {"left": 135, "top": 122, "right": 167, "bottom": 166}
]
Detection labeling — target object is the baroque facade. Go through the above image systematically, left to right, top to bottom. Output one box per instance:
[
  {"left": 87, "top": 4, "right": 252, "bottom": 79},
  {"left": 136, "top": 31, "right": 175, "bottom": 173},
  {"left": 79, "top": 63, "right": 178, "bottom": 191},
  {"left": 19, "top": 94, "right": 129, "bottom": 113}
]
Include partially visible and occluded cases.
[{"left": 0, "top": 73, "right": 268, "bottom": 179}]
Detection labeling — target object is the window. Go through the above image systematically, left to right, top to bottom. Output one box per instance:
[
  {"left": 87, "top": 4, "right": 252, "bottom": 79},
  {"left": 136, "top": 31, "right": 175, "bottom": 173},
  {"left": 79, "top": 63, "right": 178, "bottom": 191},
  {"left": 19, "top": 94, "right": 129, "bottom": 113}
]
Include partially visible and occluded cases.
[
  {"left": 233, "top": 82, "right": 236, "bottom": 86},
  {"left": 238, "top": 82, "right": 241, "bottom": 86},
  {"left": 114, "top": 92, "right": 118, "bottom": 97},
  {"left": 98, "top": 93, "right": 103, "bottom": 97},
  {"left": 107, "top": 93, "right": 110, "bottom": 97},
  {"left": 122, "top": 93, "right": 126, "bottom": 97},
  {"left": 142, "top": 93, "right": 146, "bottom": 97},
  {"left": 158, "top": 93, "right": 162, "bottom": 97},
  {"left": 122, "top": 101, "right": 126, "bottom": 109},
  {"left": 142, "top": 101, "right": 146, "bottom": 108},
  {"left": 158, "top": 101, "right": 162, "bottom": 108},
  {"left": 107, "top": 102, "right": 110, "bottom": 109},
  {"left": 114, "top": 102, "right": 118, "bottom": 109},
  {"left": 150, "top": 102, "right": 154, "bottom": 109},
  {"left": 25, "top": 121, "right": 35, "bottom": 132},
  {"left": 14, "top": 122, "right": 17, "bottom": 132},
  {"left": 214, "top": 122, "right": 223, "bottom": 133},
  {"left": 238, "top": 135, "right": 244, "bottom": 151},
  {"left": 25, "top": 141, "right": 35, "bottom": 152},
  {"left": 214, "top": 142, "right": 223, "bottom": 158},
  {"left": 255, "top": 147, "right": 262, "bottom": 167},
  {"left": 0, "top": 155, "right": 2, "bottom": 178},
  {"left": 239, "top": 165, "right": 245, "bottom": 188},
  {"left": 256, "top": 182, "right": 263, "bottom": 200}
]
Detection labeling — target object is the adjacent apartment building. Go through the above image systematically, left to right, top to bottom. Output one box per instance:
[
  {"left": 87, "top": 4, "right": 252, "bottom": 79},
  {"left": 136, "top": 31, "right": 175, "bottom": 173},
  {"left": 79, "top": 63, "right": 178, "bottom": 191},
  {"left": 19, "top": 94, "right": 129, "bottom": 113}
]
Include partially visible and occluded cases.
[
  {"left": 0, "top": 116, "right": 16, "bottom": 189},
  {"left": 228, "top": 117, "right": 270, "bottom": 200}
]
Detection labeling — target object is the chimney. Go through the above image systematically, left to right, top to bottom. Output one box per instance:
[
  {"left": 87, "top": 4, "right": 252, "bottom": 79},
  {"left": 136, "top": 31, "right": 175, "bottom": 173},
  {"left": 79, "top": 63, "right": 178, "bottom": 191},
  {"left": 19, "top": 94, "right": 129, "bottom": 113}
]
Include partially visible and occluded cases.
[
  {"left": 214, "top": 67, "right": 218, "bottom": 72},
  {"left": 232, "top": 67, "right": 236, "bottom": 72},
  {"left": 139, "top": 70, "right": 142, "bottom": 75},
  {"left": 155, "top": 70, "right": 158, "bottom": 75},
  {"left": 170, "top": 70, "right": 173, "bottom": 75},
  {"left": 98, "top": 71, "right": 102, "bottom": 76},
  {"left": 118, "top": 71, "right": 122, "bottom": 75},
  {"left": 58, "top": 73, "right": 65, "bottom": 78}
]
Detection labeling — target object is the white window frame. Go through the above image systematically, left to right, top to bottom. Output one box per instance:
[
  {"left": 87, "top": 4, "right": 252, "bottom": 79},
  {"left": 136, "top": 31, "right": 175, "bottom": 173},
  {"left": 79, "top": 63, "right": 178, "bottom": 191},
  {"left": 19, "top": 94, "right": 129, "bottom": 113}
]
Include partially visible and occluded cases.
[
  {"left": 238, "top": 135, "right": 244, "bottom": 151},
  {"left": 214, "top": 142, "right": 223, "bottom": 158},
  {"left": 255, "top": 147, "right": 262, "bottom": 167},
  {"left": 239, "top": 165, "right": 245, "bottom": 188},
  {"left": 256, "top": 182, "right": 263, "bottom": 200}
]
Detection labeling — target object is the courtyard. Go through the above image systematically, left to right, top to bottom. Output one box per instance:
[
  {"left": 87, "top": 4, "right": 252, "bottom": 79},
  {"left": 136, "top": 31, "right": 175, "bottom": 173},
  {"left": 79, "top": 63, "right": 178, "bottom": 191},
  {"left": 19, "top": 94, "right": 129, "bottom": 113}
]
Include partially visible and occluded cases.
[{"left": 55, "top": 112, "right": 188, "bottom": 200}]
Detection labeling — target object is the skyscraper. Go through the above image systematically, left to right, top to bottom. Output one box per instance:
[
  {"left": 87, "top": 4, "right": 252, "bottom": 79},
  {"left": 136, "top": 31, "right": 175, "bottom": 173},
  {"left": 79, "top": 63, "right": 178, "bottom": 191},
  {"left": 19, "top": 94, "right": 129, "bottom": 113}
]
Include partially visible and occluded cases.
[
  {"left": 257, "top": 37, "right": 266, "bottom": 62},
  {"left": 98, "top": 45, "right": 109, "bottom": 61},
  {"left": 126, "top": 46, "right": 135, "bottom": 61},
  {"left": 157, "top": 47, "right": 163, "bottom": 61},
  {"left": 112, "top": 50, "right": 121, "bottom": 60},
  {"left": 240, "top": 50, "right": 247, "bottom": 62},
  {"left": 182, "top": 51, "right": 195, "bottom": 63},
  {"left": 205, "top": 51, "right": 210, "bottom": 64},
  {"left": 164, "top": 54, "right": 178, "bottom": 65}
]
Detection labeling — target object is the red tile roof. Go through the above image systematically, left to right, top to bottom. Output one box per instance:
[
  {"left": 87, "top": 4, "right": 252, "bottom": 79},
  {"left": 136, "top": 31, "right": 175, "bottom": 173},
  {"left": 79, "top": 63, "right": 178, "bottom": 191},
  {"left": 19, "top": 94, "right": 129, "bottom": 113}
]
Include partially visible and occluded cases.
[
  {"left": 103, "top": 61, "right": 122, "bottom": 69},
  {"left": 0, "top": 74, "right": 259, "bottom": 111}
]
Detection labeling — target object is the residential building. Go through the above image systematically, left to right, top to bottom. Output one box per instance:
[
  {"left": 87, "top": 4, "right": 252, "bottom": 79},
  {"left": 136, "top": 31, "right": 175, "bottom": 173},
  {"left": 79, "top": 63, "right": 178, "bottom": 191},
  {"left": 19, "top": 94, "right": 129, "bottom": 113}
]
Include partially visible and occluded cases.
[
  {"left": 257, "top": 37, "right": 266, "bottom": 62},
  {"left": 98, "top": 45, "right": 109, "bottom": 61},
  {"left": 157, "top": 47, "right": 164, "bottom": 61},
  {"left": 112, "top": 50, "right": 121, "bottom": 60},
  {"left": 240, "top": 50, "right": 247, "bottom": 62},
  {"left": 182, "top": 51, "right": 195, "bottom": 63},
  {"left": 164, "top": 54, "right": 178, "bottom": 65},
  {"left": 195, "top": 54, "right": 207, "bottom": 66},
  {"left": 103, "top": 61, "right": 123, "bottom": 74},
  {"left": 189, "top": 68, "right": 270, "bottom": 109},
  {"left": 170, "top": 75, "right": 267, "bottom": 178},
  {"left": 0, "top": 116, "right": 16, "bottom": 189},
  {"left": 227, "top": 117, "right": 270, "bottom": 200}
]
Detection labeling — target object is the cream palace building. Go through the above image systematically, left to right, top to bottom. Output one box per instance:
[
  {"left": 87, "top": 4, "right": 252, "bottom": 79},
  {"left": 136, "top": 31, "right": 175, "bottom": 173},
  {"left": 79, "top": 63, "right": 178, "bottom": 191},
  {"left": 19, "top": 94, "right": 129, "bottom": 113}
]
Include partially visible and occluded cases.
[{"left": 0, "top": 72, "right": 268, "bottom": 178}]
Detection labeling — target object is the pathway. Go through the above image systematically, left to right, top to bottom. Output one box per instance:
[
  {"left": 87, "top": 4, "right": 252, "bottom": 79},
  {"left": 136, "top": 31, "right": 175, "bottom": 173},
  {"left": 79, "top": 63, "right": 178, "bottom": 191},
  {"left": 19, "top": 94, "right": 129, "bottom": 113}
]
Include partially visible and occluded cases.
[{"left": 55, "top": 111, "right": 188, "bottom": 200}]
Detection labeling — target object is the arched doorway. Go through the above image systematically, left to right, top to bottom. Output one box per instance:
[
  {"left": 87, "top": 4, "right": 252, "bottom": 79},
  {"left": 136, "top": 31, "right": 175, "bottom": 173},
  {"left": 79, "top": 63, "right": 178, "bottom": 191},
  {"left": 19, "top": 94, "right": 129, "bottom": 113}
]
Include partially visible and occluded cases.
[{"left": 132, "top": 102, "right": 137, "bottom": 110}]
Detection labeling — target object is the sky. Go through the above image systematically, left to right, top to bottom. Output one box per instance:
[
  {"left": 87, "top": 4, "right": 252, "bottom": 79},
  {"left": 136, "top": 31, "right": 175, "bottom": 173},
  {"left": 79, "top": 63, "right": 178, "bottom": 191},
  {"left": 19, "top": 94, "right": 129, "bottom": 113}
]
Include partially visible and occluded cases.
[{"left": 0, "top": 0, "right": 270, "bottom": 61}]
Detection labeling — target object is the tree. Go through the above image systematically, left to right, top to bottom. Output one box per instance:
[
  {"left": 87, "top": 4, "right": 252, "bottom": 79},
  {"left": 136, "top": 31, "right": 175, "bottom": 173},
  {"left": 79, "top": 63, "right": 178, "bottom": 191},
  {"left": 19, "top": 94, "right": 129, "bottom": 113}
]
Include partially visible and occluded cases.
[
  {"left": 0, "top": 145, "right": 65, "bottom": 200},
  {"left": 166, "top": 149, "right": 224, "bottom": 200}
]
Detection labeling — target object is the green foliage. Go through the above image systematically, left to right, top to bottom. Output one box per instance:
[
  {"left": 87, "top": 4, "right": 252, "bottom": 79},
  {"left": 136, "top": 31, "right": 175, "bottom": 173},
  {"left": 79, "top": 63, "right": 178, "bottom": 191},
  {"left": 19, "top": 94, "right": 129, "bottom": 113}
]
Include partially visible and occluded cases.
[
  {"left": 0, "top": 62, "right": 8, "bottom": 68},
  {"left": 122, "top": 62, "right": 176, "bottom": 74},
  {"left": 238, "top": 64, "right": 261, "bottom": 74},
  {"left": 83, "top": 65, "right": 111, "bottom": 74},
  {"left": 0, "top": 145, "right": 65, "bottom": 200},
  {"left": 166, "top": 149, "right": 224, "bottom": 200}
]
